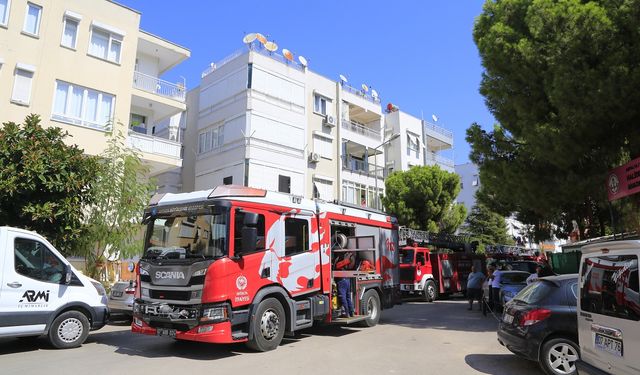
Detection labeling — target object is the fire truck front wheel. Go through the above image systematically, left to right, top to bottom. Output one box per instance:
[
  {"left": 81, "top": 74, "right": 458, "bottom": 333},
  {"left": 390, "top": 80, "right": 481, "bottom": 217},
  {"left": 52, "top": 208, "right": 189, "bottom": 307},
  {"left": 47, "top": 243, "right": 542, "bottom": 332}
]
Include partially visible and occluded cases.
[
  {"left": 424, "top": 280, "right": 437, "bottom": 302},
  {"left": 360, "top": 290, "right": 381, "bottom": 327},
  {"left": 246, "top": 298, "right": 286, "bottom": 352}
]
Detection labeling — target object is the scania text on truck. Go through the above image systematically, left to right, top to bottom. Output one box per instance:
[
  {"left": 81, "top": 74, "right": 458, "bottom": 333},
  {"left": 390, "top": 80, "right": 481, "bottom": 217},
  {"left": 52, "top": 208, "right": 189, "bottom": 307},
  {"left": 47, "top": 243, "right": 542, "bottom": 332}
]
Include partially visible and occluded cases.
[{"left": 131, "top": 185, "right": 400, "bottom": 351}]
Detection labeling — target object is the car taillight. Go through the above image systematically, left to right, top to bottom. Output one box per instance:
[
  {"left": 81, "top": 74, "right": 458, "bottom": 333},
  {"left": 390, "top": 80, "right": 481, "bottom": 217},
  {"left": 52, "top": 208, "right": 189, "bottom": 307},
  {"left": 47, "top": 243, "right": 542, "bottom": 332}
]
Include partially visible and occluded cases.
[
  {"left": 125, "top": 287, "right": 135, "bottom": 294},
  {"left": 520, "top": 308, "right": 551, "bottom": 327}
]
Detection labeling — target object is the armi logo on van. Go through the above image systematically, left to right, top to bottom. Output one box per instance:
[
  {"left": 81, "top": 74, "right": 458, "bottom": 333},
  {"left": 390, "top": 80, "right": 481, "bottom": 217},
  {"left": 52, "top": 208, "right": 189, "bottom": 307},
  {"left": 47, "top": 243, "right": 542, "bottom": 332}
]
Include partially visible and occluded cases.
[{"left": 19, "top": 290, "right": 50, "bottom": 303}]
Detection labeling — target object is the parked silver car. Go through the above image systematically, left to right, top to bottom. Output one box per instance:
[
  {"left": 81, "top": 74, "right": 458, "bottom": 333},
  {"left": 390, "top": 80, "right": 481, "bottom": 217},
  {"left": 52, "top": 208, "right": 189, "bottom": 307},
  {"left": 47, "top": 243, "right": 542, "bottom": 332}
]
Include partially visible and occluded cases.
[{"left": 108, "top": 280, "right": 136, "bottom": 317}]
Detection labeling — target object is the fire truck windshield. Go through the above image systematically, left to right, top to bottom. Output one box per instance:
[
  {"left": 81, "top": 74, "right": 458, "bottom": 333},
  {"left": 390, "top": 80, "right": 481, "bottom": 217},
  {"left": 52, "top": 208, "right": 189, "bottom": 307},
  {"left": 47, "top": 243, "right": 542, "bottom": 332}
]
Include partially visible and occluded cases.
[
  {"left": 143, "top": 209, "right": 228, "bottom": 260},
  {"left": 400, "top": 249, "right": 415, "bottom": 264}
]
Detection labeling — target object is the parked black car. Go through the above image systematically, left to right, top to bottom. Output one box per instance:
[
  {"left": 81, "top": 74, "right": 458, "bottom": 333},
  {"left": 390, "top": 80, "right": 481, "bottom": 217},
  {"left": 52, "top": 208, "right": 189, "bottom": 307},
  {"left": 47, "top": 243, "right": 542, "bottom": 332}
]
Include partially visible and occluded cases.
[{"left": 497, "top": 274, "right": 579, "bottom": 375}]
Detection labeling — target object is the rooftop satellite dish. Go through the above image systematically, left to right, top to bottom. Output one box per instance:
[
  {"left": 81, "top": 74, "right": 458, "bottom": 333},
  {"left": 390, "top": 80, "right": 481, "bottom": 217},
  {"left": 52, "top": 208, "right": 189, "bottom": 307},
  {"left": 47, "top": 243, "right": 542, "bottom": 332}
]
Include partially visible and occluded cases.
[
  {"left": 243, "top": 33, "right": 257, "bottom": 44},
  {"left": 256, "top": 33, "right": 267, "bottom": 44},
  {"left": 264, "top": 41, "right": 278, "bottom": 52},
  {"left": 282, "top": 48, "right": 293, "bottom": 62},
  {"left": 298, "top": 55, "right": 308, "bottom": 67},
  {"left": 339, "top": 74, "right": 348, "bottom": 83},
  {"left": 361, "top": 84, "right": 369, "bottom": 92},
  {"left": 371, "top": 89, "right": 379, "bottom": 99},
  {"left": 432, "top": 114, "right": 439, "bottom": 122}
]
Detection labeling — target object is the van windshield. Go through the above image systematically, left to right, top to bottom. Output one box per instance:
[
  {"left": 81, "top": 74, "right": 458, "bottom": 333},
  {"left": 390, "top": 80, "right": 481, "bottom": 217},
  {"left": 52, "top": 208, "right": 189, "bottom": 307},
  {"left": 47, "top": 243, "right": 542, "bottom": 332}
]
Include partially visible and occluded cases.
[{"left": 143, "top": 207, "right": 229, "bottom": 260}]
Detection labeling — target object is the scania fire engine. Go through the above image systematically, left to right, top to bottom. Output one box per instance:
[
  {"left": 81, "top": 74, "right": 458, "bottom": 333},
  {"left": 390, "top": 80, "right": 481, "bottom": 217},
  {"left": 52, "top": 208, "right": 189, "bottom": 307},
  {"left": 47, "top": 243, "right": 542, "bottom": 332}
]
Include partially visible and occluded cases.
[{"left": 131, "top": 185, "right": 400, "bottom": 351}]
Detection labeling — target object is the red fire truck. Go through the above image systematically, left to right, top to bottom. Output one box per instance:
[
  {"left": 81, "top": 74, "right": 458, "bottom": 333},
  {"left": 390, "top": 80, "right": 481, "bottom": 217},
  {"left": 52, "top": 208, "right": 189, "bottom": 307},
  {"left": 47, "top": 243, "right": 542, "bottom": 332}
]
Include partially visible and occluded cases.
[
  {"left": 131, "top": 185, "right": 400, "bottom": 351},
  {"left": 398, "top": 227, "right": 485, "bottom": 301}
]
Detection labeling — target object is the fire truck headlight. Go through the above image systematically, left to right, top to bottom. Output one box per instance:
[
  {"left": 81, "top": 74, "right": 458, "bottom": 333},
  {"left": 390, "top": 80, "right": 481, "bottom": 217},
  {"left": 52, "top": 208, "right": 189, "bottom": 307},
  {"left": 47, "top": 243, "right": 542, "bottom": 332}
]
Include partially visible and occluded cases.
[
  {"left": 139, "top": 267, "right": 149, "bottom": 276},
  {"left": 192, "top": 268, "right": 207, "bottom": 277},
  {"left": 141, "top": 288, "right": 150, "bottom": 298},
  {"left": 201, "top": 306, "right": 228, "bottom": 323}
]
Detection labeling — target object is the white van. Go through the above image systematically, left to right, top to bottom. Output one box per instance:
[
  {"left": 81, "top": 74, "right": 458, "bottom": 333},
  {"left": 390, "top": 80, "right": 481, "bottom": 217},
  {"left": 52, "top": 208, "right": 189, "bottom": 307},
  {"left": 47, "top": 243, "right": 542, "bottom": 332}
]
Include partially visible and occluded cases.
[
  {"left": 0, "top": 227, "right": 109, "bottom": 348},
  {"left": 577, "top": 240, "right": 640, "bottom": 374}
]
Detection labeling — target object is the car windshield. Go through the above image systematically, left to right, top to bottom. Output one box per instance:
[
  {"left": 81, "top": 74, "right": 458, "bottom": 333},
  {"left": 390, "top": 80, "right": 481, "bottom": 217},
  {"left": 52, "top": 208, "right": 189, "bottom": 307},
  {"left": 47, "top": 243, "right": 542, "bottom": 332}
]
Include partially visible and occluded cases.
[
  {"left": 143, "top": 206, "right": 228, "bottom": 260},
  {"left": 400, "top": 249, "right": 414, "bottom": 264},
  {"left": 501, "top": 272, "right": 530, "bottom": 284},
  {"left": 512, "top": 280, "right": 554, "bottom": 304}
]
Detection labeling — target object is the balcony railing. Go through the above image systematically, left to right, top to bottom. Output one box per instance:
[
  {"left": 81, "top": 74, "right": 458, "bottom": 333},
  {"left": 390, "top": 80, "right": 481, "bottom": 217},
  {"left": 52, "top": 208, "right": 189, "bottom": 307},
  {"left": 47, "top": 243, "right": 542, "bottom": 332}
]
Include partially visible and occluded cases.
[
  {"left": 133, "top": 71, "right": 186, "bottom": 102},
  {"left": 341, "top": 84, "right": 381, "bottom": 104},
  {"left": 341, "top": 120, "right": 381, "bottom": 141},
  {"left": 424, "top": 121, "right": 453, "bottom": 139},
  {"left": 127, "top": 131, "right": 181, "bottom": 160},
  {"left": 426, "top": 152, "right": 454, "bottom": 169},
  {"left": 342, "top": 156, "right": 384, "bottom": 178}
]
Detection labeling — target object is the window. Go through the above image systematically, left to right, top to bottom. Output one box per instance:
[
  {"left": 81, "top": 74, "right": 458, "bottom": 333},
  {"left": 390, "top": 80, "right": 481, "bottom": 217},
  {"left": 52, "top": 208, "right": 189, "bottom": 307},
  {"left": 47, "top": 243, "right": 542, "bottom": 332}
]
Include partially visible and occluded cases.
[
  {"left": 0, "top": 0, "right": 10, "bottom": 27},
  {"left": 22, "top": 3, "right": 41, "bottom": 36},
  {"left": 61, "top": 17, "right": 79, "bottom": 49},
  {"left": 89, "top": 26, "right": 122, "bottom": 63},
  {"left": 11, "top": 67, "right": 34, "bottom": 105},
  {"left": 52, "top": 80, "right": 115, "bottom": 130},
  {"left": 314, "top": 94, "right": 328, "bottom": 115},
  {"left": 129, "top": 113, "right": 146, "bottom": 129},
  {"left": 197, "top": 125, "right": 224, "bottom": 154},
  {"left": 313, "top": 133, "right": 332, "bottom": 159},
  {"left": 407, "top": 134, "right": 419, "bottom": 158},
  {"left": 278, "top": 175, "right": 291, "bottom": 193},
  {"left": 472, "top": 175, "right": 479, "bottom": 186},
  {"left": 223, "top": 176, "right": 233, "bottom": 185},
  {"left": 313, "top": 177, "right": 333, "bottom": 201},
  {"left": 342, "top": 180, "right": 383, "bottom": 209},
  {"left": 234, "top": 210, "right": 265, "bottom": 254},
  {"left": 284, "top": 218, "right": 309, "bottom": 256},
  {"left": 14, "top": 238, "right": 65, "bottom": 283},
  {"left": 416, "top": 252, "right": 426, "bottom": 265},
  {"left": 580, "top": 254, "right": 639, "bottom": 321}
]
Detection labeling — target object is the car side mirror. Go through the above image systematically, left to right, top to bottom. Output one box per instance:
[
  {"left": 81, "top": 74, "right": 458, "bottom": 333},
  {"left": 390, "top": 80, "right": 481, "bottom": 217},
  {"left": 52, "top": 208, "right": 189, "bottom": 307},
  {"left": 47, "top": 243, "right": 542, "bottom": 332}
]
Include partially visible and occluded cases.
[
  {"left": 127, "top": 262, "right": 135, "bottom": 272},
  {"left": 64, "top": 264, "right": 73, "bottom": 284}
]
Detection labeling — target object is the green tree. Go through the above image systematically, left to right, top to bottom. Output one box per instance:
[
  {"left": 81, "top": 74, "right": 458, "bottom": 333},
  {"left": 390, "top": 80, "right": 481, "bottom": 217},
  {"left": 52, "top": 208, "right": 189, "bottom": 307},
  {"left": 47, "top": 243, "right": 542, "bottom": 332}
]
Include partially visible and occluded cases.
[
  {"left": 469, "top": 0, "right": 640, "bottom": 239},
  {"left": 0, "top": 114, "right": 99, "bottom": 254},
  {"left": 76, "top": 131, "right": 156, "bottom": 277},
  {"left": 382, "top": 165, "right": 466, "bottom": 232},
  {"left": 464, "top": 203, "right": 514, "bottom": 248}
]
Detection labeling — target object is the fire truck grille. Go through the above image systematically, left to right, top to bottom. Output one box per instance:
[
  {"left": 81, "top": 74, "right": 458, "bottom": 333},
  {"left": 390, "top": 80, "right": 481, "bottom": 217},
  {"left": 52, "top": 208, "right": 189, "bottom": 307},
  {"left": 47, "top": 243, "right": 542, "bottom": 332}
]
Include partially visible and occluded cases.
[
  {"left": 399, "top": 268, "right": 415, "bottom": 282},
  {"left": 150, "top": 289, "right": 191, "bottom": 301}
]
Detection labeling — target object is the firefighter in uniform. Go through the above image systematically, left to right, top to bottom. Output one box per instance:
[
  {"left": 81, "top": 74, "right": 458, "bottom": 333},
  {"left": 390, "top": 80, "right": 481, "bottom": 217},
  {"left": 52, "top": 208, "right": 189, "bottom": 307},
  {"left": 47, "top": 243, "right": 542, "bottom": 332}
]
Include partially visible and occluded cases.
[{"left": 335, "top": 252, "right": 355, "bottom": 317}]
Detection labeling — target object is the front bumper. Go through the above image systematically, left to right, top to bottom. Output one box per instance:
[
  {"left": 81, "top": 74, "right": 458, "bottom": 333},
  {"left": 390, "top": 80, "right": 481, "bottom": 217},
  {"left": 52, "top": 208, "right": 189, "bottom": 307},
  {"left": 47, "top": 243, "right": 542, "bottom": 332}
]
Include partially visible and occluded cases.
[
  {"left": 91, "top": 306, "right": 109, "bottom": 330},
  {"left": 131, "top": 317, "right": 240, "bottom": 344},
  {"left": 497, "top": 324, "right": 540, "bottom": 361}
]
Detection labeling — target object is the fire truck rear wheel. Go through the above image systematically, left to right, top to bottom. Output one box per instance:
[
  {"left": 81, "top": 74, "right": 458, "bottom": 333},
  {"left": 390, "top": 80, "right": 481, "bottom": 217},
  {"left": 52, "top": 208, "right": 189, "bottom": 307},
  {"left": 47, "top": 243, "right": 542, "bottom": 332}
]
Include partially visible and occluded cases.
[
  {"left": 424, "top": 280, "right": 437, "bottom": 302},
  {"left": 360, "top": 290, "right": 381, "bottom": 327},
  {"left": 246, "top": 298, "right": 286, "bottom": 352}
]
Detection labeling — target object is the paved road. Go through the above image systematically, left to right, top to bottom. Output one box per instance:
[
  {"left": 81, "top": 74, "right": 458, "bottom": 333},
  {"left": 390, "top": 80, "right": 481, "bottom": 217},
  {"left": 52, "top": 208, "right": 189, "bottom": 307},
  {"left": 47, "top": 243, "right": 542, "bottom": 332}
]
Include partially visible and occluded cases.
[{"left": 0, "top": 299, "right": 543, "bottom": 375}]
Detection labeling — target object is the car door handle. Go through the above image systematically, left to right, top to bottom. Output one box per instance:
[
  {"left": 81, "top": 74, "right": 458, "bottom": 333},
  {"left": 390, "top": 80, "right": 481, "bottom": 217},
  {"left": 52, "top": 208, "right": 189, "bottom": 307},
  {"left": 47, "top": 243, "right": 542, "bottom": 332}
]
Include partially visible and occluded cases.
[{"left": 7, "top": 282, "right": 22, "bottom": 288}]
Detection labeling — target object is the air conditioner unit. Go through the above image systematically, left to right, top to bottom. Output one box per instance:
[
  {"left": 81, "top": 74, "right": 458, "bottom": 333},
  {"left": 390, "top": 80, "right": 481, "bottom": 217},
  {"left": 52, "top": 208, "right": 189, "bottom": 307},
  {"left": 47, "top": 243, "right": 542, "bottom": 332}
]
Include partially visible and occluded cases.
[
  {"left": 323, "top": 115, "right": 336, "bottom": 127},
  {"left": 308, "top": 152, "right": 320, "bottom": 163}
]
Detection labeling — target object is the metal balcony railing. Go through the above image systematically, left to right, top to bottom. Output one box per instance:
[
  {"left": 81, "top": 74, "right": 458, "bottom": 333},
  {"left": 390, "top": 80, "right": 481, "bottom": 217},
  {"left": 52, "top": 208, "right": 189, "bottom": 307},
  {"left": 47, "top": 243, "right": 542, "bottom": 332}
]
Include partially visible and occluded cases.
[
  {"left": 133, "top": 71, "right": 186, "bottom": 102},
  {"left": 341, "top": 83, "right": 381, "bottom": 104},
  {"left": 341, "top": 120, "right": 381, "bottom": 141},
  {"left": 424, "top": 121, "right": 453, "bottom": 139},
  {"left": 127, "top": 131, "right": 182, "bottom": 159},
  {"left": 426, "top": 152, "right": 454, "bottom": 169},
  {"left": 341, "top": 156, "right": 384, "bottom": 178}
]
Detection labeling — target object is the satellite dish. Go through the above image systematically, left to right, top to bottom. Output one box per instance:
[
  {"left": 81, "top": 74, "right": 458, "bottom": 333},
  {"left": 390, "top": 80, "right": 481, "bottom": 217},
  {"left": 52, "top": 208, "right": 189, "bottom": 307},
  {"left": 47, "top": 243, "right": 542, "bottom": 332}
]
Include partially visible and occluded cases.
[
  {"left": 243, "top": 33, "right": 257, "bottom": 44},
  {"left": 256, "top": 33, "right": 267, "bottom": 44},
  {"left": 264, "top": 41, "right": 278, "bottom": 52},
  {"left": 282, "top": 48, "right": 293, "bottom": 62},
  {"left": 298, "top": 55, "right": 308, "bottom": 67},
  {"left": 339, "top": 74, "right": 348, "bottom": 83},
  {"left": 361, "top": 84, "right": 369, "bottom": 92},
  {"left": 371, "top": 89, "right": 379, "bottom": 99},
  {"left": 432, "top": 114, "right": 439, "bottom": 122}
]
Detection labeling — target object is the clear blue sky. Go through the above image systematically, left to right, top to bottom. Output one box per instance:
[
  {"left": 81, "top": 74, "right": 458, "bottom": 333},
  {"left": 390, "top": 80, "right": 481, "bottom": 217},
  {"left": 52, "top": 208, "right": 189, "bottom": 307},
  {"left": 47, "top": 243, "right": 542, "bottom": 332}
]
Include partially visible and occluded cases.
[{"left": 121, "top": 0, "right": 494, "bottom": 165}]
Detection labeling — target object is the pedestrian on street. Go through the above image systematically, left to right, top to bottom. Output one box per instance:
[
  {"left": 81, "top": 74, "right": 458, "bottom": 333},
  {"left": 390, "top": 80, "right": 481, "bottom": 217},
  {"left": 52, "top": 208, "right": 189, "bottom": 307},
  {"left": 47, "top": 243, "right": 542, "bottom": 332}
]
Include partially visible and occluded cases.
[
  {"left": 491, "top": 264, "right": 504, "bottom": 312},
  {"left": 526, "top": 264, "right": 544, "bottom": 284},
  {"left": 466, "top": 265, "right": 485, "bottom": 311}
]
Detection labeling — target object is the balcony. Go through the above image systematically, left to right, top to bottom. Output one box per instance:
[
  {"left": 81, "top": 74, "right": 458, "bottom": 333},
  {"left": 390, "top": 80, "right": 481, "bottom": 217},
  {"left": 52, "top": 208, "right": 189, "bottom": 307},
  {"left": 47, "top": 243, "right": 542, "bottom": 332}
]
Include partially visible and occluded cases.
[
  {"left": 133, "top": 71, "right": 186, "bottom": 102},
  {"left": 341, "top": 84, "right": 380, "bottom": 104},
  {"left": 342, "top": 120, "right": 381, "bottom": 141},
  {"left": 424, "top": 121, "right": 453, "bottom": 150},
  {"left": 127, "top": 131, "right": 182, "bottom": 175},
  {"left": 425, "top": 152, "right": 454, "bottom": 170},
  {"left": 342, "top": 156, "right": 383, "bottom": 178}
]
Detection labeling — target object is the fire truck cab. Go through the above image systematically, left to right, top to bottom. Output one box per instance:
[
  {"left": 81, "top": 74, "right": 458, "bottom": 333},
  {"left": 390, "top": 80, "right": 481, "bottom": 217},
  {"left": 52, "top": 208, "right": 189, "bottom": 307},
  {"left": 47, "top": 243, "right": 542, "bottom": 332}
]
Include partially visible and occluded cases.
[{"left": 131, "top": 185, "right": 400, "bottom": 351}]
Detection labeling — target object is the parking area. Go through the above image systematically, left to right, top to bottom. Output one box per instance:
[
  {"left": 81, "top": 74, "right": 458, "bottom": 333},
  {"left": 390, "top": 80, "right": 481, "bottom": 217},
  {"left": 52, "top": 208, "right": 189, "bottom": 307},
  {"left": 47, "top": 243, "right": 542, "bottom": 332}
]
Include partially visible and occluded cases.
[{"left": 0, "top": 299, "right": 542, "bottom": 375}]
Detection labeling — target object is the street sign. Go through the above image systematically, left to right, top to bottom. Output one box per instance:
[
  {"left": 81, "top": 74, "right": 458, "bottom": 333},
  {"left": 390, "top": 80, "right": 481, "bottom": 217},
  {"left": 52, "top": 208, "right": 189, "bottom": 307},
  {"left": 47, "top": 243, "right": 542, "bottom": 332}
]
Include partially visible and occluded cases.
[{"left": 607, "top": 156, "right": 640, "bottom": 201}]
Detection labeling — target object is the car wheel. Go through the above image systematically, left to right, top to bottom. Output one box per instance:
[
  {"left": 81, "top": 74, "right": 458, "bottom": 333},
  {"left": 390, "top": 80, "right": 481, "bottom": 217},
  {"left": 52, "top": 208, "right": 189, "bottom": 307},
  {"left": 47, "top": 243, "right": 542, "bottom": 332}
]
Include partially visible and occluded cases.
[
  {"left": 424, "top": 280, "right": 437, "bottom": 302},
  {"left": 359, "top": 289, "right": 381, "bottom": 327},
  {"left": 246, "top": 298, "right": 285, "bottom": 352},
  {"left": 48, "top": 310, "right": 90, "bottom": 349},
  {"left": 539, "top": 337, "right": 579, "bottom": 375}
]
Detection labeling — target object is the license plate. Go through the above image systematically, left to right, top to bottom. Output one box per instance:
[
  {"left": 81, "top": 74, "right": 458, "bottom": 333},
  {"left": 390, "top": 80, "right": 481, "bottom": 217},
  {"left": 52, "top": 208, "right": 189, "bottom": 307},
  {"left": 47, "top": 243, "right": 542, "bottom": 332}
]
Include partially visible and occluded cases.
[
  {"left": 112, "top": 291, "right": 123, "bottom": 297},
  {"left": 502, "top": 313, "right": 514, "bottom": 324},
  {"left": 156, "top": 328, "right": 176, "bottom": 338},
  {"left": 595, "top": 333, "right": 623, "bottom": 357}
]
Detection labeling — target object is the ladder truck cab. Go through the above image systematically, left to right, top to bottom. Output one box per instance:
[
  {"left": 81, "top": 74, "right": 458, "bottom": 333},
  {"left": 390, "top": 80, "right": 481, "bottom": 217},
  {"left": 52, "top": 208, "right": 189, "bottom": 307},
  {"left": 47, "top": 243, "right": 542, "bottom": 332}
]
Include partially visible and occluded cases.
[
  {"left": 131, "top": 185, "right": 400, "bottom": 351},
  {"left": 398, "top": 227, "right": 485, "bottom": 302}
]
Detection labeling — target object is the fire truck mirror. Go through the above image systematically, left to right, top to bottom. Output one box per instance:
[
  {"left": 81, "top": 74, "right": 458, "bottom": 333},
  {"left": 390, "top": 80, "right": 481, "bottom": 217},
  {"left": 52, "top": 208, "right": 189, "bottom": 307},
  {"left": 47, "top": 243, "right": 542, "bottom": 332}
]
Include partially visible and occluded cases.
[{"left": 243, "top": 212, "right": 259, "bottom": 226}]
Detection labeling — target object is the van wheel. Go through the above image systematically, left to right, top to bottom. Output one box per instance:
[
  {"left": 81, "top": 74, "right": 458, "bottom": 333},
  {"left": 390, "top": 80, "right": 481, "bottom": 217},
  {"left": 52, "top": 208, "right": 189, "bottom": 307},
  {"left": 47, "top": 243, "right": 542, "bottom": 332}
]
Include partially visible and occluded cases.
[
  {"left": 424, "top": 280, "right": 437, "bottom": 302},
  {"left": 359, "top": 290, "right": 381, "bottom": 327},
  {"left": 246, "top": 298, "right": 285, "bottom": 352},
  {"left": 48, "top": 311, "right": 90, "bottom": 349},
  {"left": 539, "top": 337, "right": 579, "bottom": 375}
]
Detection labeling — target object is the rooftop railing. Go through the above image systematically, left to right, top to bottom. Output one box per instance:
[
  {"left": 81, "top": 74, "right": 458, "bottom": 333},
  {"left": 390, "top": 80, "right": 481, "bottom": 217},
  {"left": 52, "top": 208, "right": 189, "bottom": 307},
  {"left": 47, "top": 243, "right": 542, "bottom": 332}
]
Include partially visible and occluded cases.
[
  {"left": 201, "top": 46, "right": 305, "bottom": 79},
  {"left": 133, "top": 71, "right": 186, "bottom": 102},
  {"left": 341, "top": 83, "right": 381, "bottom": 104},
  {"left": 341, "top": 120, "right": 381, "bottom": 141}
]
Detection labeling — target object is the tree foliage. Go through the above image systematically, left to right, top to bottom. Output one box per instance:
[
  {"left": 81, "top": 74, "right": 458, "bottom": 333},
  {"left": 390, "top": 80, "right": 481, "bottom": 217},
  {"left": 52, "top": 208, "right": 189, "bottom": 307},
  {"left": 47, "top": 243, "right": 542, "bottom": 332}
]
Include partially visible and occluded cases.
[
  {"left": 469, "top": 0, "right": 640, "bottom": 239},
  {"left": 0, "top": 115, "right": 99, "bottom": 254},
  {"left": 75, "top": 131, "right": 156, "bottom": 277},
  {"left": 382, "top": 166, "right": 466, "bottom": 233},
  {"left": 465, "top": 203, "right": 514, "bottom": 247}
]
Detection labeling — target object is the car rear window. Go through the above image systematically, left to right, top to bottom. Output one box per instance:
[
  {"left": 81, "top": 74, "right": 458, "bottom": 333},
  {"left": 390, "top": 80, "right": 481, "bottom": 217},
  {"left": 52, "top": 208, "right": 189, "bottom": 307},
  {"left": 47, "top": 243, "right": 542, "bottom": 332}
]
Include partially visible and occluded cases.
[
  {"left": 509, "top": 262, "right": 535, "bottom": 273},
  {"left": 501, "top": 272, "right": 529, "bottom": 284},
  {"left": 513, "top": 280, "right": 554, "bottom": 304}
]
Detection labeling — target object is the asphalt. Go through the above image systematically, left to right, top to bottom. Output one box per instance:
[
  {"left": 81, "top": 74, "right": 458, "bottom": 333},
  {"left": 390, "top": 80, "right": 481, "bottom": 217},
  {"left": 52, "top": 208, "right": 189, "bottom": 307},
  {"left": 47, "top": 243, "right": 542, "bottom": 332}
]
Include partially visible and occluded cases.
[{"left": 0, "top": 299, "right": 543, "bottom": 375}]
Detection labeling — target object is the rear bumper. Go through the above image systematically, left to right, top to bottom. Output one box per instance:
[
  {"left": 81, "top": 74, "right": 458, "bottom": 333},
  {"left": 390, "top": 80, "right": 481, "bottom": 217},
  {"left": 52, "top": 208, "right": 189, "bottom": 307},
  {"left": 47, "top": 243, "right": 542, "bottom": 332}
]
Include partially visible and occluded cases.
[
  {"left": 108, "top": 298, "right": 133, "bottom": 315},
  {"left": 131, "top": 317, "right": 241, "bottom": 344},
  {"left": 497, "top": 326, "right": 539, "bottom": 361},
  {"left": 576, "top": 360, "right": 611, "bottom": 375}
]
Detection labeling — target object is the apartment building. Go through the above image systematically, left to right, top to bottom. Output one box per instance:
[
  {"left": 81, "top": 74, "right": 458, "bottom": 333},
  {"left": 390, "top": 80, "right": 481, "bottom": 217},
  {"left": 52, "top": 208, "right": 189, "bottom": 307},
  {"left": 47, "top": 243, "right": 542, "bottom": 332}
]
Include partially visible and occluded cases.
[{"left": 0, "top": 0, "right": 189, "bottom": 178}]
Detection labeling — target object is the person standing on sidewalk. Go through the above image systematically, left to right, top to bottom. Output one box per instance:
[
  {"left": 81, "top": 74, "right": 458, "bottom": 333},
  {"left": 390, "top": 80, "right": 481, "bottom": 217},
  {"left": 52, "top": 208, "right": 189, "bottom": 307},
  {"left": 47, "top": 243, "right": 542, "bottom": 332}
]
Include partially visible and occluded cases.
[{"left": 466, "top": 265, "right": 485, "bottom": 311}]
